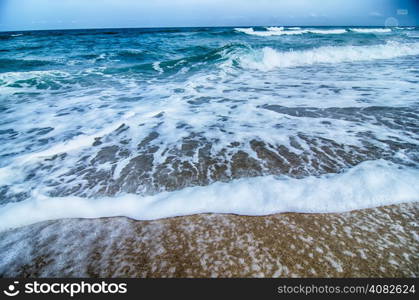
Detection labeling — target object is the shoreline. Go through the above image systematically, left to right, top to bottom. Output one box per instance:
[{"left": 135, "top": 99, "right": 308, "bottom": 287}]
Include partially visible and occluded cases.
[{"left": 0, "top": 202, "right": 417, "bottom": 277}]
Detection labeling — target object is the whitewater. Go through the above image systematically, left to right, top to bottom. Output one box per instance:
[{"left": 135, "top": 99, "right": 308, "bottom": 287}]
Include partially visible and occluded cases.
[{"left": 0, "top": 26, "right": 418, "bottom": 230}]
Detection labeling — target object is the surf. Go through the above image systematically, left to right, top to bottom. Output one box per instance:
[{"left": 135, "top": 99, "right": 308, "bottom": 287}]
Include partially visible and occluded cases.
[{"left": 240, "top": 41, "right": 419, "bottom": 70}]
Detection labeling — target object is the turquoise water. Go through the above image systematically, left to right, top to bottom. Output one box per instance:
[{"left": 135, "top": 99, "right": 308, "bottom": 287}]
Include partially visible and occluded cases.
[{"left": 0, "top": 26, "right": 419, "bottom": 228}]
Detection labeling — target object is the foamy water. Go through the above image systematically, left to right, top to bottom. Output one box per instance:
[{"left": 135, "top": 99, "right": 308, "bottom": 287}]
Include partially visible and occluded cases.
[{"left": 0, "top": 26, "right": 418, "bottom": 230}]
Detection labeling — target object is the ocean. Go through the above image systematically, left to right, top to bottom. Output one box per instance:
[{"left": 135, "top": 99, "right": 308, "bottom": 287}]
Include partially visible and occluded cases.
[{"left": 0, "top": 26, "right": 418, "bottom": 230}]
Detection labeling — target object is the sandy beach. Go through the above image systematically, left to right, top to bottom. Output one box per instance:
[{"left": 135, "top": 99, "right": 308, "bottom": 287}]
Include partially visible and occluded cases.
[{"left": 0, "top": 202, "right": 417, "bottom": 278}]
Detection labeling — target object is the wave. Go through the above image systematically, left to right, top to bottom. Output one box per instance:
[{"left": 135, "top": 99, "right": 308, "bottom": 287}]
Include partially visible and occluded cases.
[
  {"left": 265, "top": 26, "right": 284, "bottom": 31},
  {"left": 235, "top": 27, "right": 347, "bottom": 36},
  {"left": 235, "top": 27, "right": 302, "bottom": 36},
  {"left": 235, "top": 27, "right": 399, "bottom": 37},
  {"left": 266, "top": 27, "right": 348, "bottom": 35},
  {"left": 395, "top": 27, "right": 415, "bottom": 30},
  {"left": 349, "top": 28, "right": 392, "bottom": 33},
  {"left": 307, "top": 29, "right": 347, "bottom": 34},
  {"left": 0, "top": 33, "right": 23, "bottom": 40},
  {"left": 0, "top": 35, "right": 14, "bottom": 40},
  {"left": 240, "top": 41, "right": 419, "bottom": 70},
  {"left": 105, "top": 43, "right": 247, "bottom": 75},
  {"left": 113, "top": 50, "right": 148, "bottom": 62},
  {"left": 0, "top": 59, "right": 55, "bottom": 72},
  {"left": 152, "top": 62, "right": 164, "bottom": 74},
  {"left": 0, "top": 70, "right": 72, "bottom": 91},
  {"left": 0, "top": 159, "right": 418, "bottom": 230}
]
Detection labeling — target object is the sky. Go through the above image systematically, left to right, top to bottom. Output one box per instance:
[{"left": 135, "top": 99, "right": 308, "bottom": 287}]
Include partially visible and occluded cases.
[{"left": 0, "top": 0, "right": 418, "bottom": 31}]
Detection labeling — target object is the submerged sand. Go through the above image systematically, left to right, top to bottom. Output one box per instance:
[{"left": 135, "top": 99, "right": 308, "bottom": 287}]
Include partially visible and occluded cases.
[{"left": 0, "top": 202, "right": 417, "bottom": 277}]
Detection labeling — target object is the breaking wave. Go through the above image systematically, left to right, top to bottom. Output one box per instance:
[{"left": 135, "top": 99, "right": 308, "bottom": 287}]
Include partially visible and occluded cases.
[
  {"left": 235, "top": 27, "right": 347, "bottom": 36},
  {"left": 235, "top": 27, "right": 395, "bottom": 36},
  {"left": 349, "top": 28, "right": 392, "bottom": 33},
  {"left": 240, "top": 41, "right": 419, "bottom": 70}
]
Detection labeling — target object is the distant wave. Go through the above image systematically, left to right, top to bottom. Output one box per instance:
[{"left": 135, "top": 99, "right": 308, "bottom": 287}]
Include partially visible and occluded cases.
[
  {"left": 265, "top": 26, "right": 284, "bottom": 31},
  {"left": 235, "top": 27, "right": 347, "bottom": 36},
  {"left": 235, "top": 27, "right": 397, "bottom": 37},
  {"left": 266, "top": 27, "right": 347, "bottom": 35},
  {"left": 395, "top": 27, "right": 415, "bottom": 30},
  {"left": 349, "top": 28, "right": 392, "bottom": 33},
  {"left": 307, "top": 29, "right": 347, "bottom": 34},
  {"left": 0, "top": 33, "right": 23, "bottom": 39},
  {"left": 0, "top": 35, "right": 13, "bottom": 40},
  {"left": 104, "top": 40, "right": 419, "bottom": 76},
  {"left": 240, "top": 41, "right": 419, "bottom": 70},
  {"left": 105, "top": 43, "right": 248, "bottom": 75},
  {"left": 113, "top": 50, "right": 148, "bottom": 61},
  {"left": 0, "top": 58, "right": 54, "bottom": 72}
]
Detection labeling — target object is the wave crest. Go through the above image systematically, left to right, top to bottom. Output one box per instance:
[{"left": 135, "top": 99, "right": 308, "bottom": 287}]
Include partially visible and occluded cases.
[
  {"left": 235, "top": 27, "right": 347, "bottom": 36},
  {"left": 235, "top": 27, "right": 397, "bottom": 37},
  {"left": 349, "top": 28, "right": 392, "bottom": 33},
  {"left": 240, "top": 42, "right": 419, "bottom": 70}
]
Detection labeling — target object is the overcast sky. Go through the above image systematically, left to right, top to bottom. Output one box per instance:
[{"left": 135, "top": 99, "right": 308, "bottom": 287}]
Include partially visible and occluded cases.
[{"left": 0, "top": 0, "right": 418, "bottom": 31}]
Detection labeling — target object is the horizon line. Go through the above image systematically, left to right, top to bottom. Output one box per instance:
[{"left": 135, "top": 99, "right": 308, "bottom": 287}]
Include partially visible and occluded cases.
[{"left": 0, "top": 24, "right": 415, "bottom": 33}]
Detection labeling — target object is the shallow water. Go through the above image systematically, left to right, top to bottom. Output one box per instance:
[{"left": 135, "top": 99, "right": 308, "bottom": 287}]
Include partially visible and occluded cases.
[{"left": 0, "top": 26, "right": 418, "bottom": 229}]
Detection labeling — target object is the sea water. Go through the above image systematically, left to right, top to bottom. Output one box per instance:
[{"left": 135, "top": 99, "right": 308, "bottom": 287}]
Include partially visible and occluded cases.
[{"left": 0, "top": 26, "right": 418, "bottom": 230}]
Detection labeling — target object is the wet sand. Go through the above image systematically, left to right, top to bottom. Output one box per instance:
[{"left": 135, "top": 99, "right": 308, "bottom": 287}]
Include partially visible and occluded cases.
[{"left": 0, "top": 202, "right": 417, "bottom": 277}]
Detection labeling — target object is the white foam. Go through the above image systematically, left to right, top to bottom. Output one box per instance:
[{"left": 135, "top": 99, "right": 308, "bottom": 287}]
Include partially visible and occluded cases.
[
  {"left": 266, "top": 26, "right": 284, "bottom": 32},
  {"left": 235, "top": 27, "right": 347, "bottom": 36},
  {"left": 235, "top": 27, "right": 302, "bottom": 36},
  {"left": 395, "top": 27, "right": 415, "bottom": 30},
  {"left": 350, "top": 28, "right": 392, "bottom": 33},
  {"left": 308, "top": 29, "right": 347, "bottom": 34},
  {"left": 241, "top": 41, "right": 419, "bottom": 70},
  {"left": 152, "top": 62, "right": 164, "bottom": 74},
  {"left": 0, "top": 70, "right": 70, "bottom": 84},
  {"left": 24, "top": 126, "right": 119, "bottom": 160},
  {"left": 0, "top": 160, "right": 418, "bottom": 231},
  {"left": 0, "top": 165, "right": 15, "bottom": 185}
]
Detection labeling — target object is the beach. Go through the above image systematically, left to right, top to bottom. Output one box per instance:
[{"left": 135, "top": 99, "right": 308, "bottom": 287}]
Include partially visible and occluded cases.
[
  {"left": 0, "top": 27, "right": 418, "bottom": 278},
  {"left": 1, "top": 202, "right": 417, "bottom": 277}
]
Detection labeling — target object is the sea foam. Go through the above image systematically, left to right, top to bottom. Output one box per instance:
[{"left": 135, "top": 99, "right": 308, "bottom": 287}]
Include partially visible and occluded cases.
[
  {"left": 236, "top": 27, "right": 347, "bottom": 36},
  {"left": 349, "top": 28, "right": 392, "bottom": 33},
  {"left": 241, "top": 41, "right": 419, "bottom": 70},
  {"left": 0, "top": 160, "right": 418, "bottom": 231}
]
